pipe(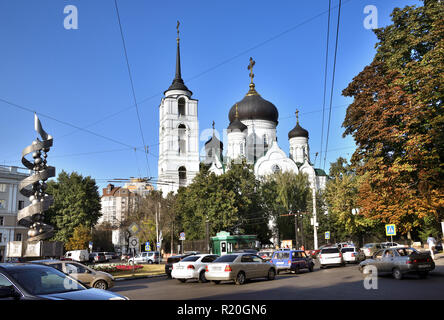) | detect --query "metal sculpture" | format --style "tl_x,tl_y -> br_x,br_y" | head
17,114 -> 56,241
